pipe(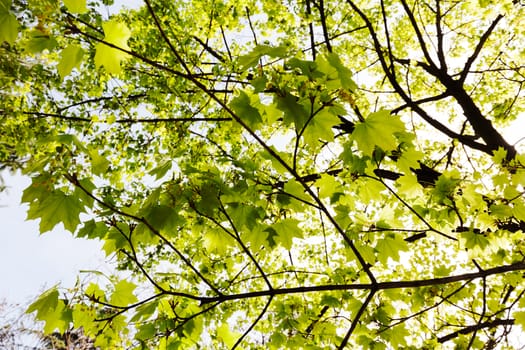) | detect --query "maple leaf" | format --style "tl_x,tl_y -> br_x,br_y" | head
58,44 -> 84,78
352,110 -> 405,155
0,0 -> 19,44
63,0 -> 87,14
94,19 -> 131,74
110,280 -> 138,307
26,190 -> 84,233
